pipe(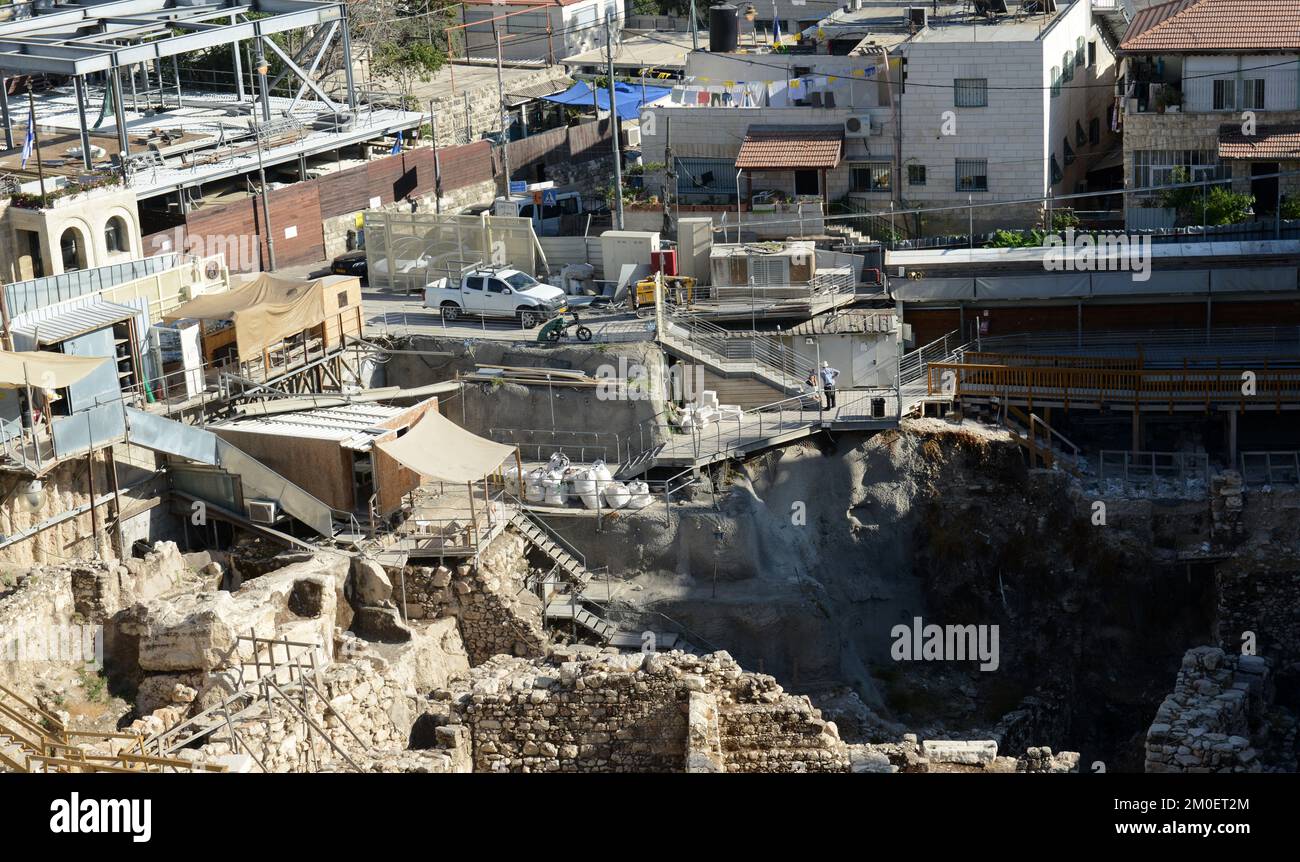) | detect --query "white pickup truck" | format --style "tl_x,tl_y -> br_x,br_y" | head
423,267 -> 567,328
